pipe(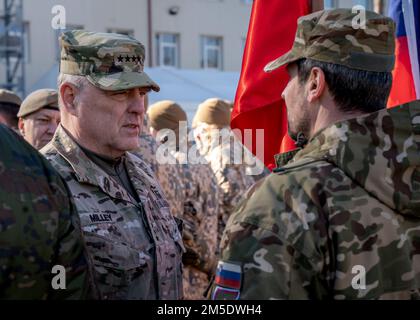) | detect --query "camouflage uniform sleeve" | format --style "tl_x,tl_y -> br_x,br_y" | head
47,175 -> 90,300
194,168 -> 219,275
210,176 -> 326,300
215,165 -> 254,248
